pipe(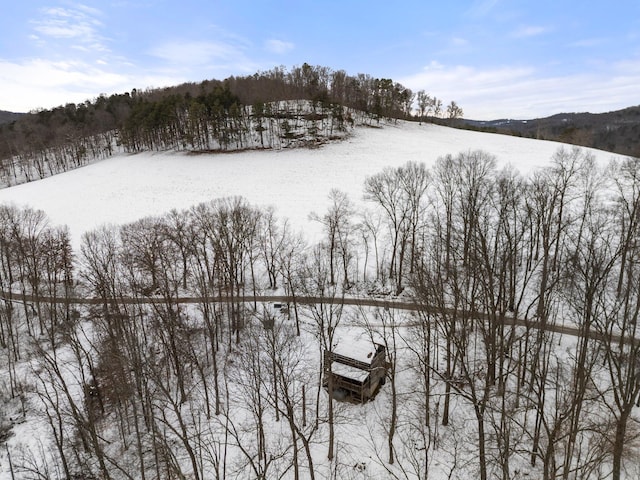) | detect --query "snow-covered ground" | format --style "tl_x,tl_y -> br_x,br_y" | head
0,121 -> 623,249
0,121 -> 634,479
